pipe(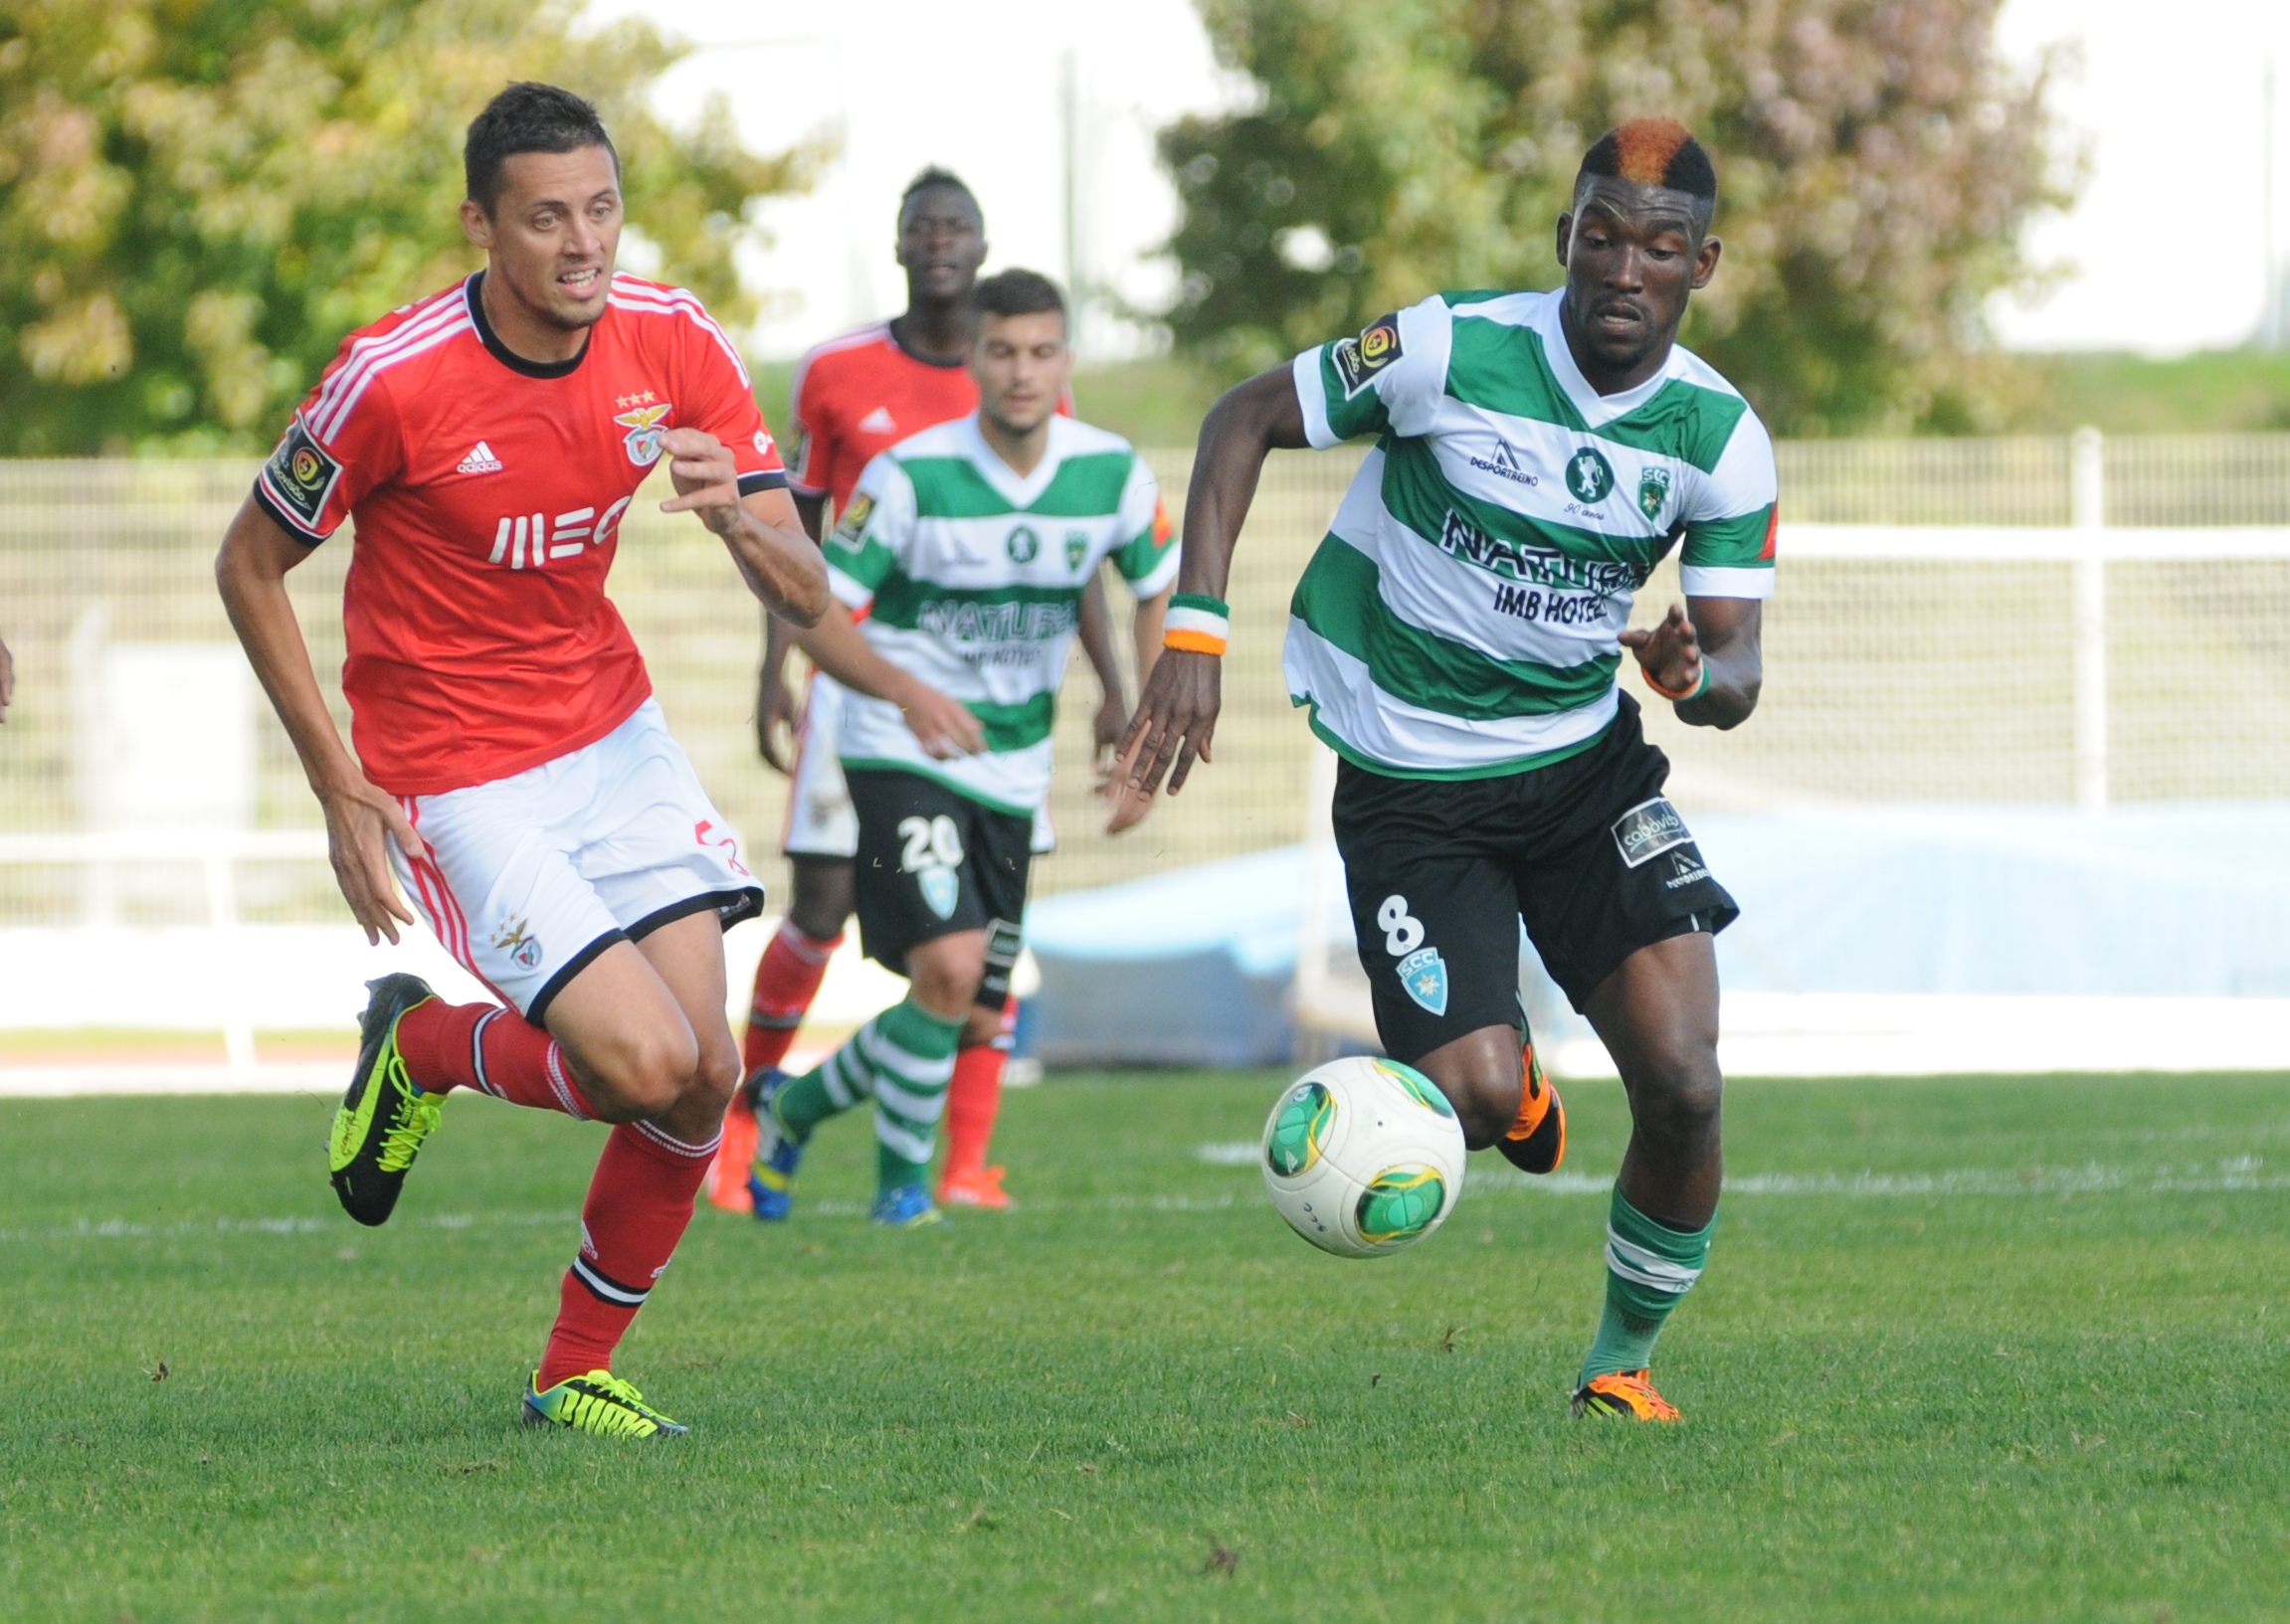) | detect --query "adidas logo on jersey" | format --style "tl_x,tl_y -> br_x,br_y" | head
858,407 -> 897,436
458,442 -> 503,475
